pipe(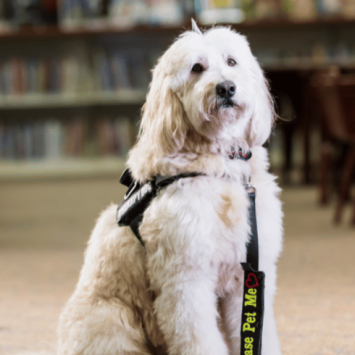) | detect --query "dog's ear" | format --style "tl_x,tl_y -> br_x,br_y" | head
246,60 -> 275,147
140,56 -> 187,155
191,19 -> 202,35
